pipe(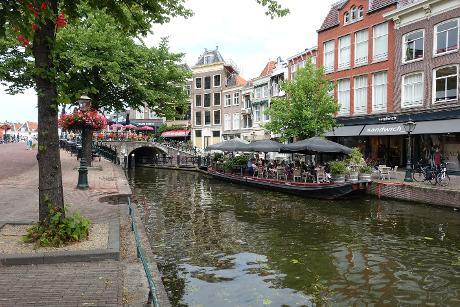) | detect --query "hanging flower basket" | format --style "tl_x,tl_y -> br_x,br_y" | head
59,109 -> 107,132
